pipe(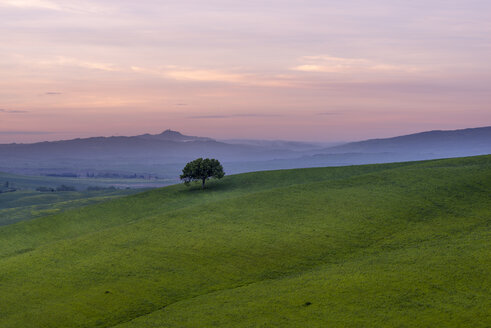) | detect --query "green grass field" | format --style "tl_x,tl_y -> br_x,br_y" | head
0,156 -> 489,327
